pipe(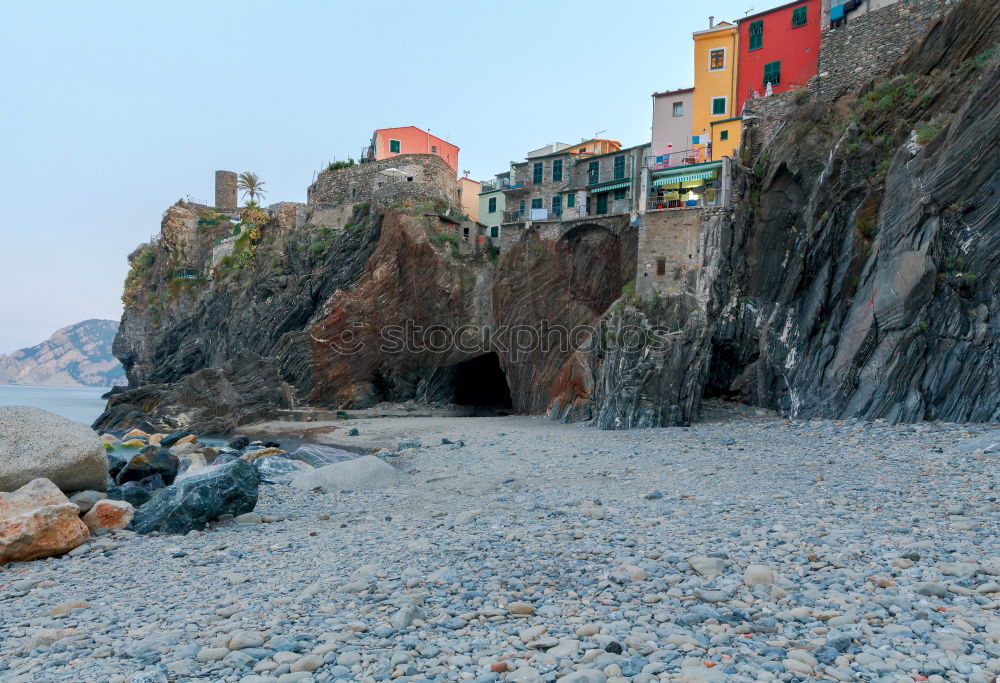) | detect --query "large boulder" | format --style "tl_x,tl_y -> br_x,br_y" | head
130,459 -> 259,534
1,478 -> 90,563
255,456 -> 313,484
0,406 -> 109,493
290,455 -> 399,492
116,447 -> 179,486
